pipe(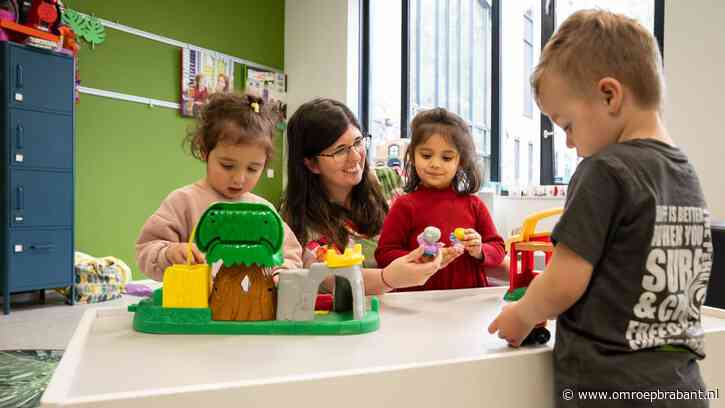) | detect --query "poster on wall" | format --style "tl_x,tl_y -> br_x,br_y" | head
245,68 -> 287,120
180,48 -> 235,117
